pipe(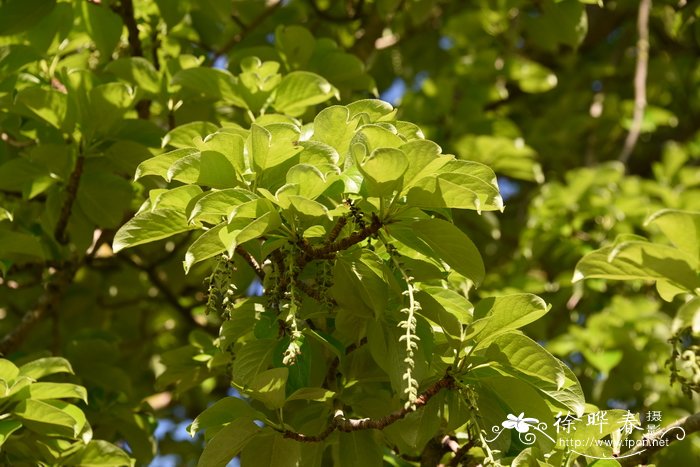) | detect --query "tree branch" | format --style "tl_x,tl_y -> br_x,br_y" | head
235,246 -> 264,280
54,155 -> 85,244
282,375 -> 455,442
618,411 -> 700,466
215,1 -> 283,59
619,0 -> 651,164
300,213 -> 382,266
0,262 -> 79,355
